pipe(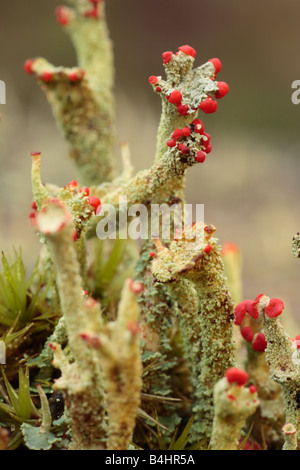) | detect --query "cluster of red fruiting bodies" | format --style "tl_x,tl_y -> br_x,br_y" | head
56,1 -> 102,25
24,1 -> 104,82
23,58 -> 85,84
234,295 -> 285,352
148,46 -> 228,116
63,179 -> 102,215
29,178 -> 101,241
149,45 -> 229,164
225,367 -> 257,405
166,120 -> 211,164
